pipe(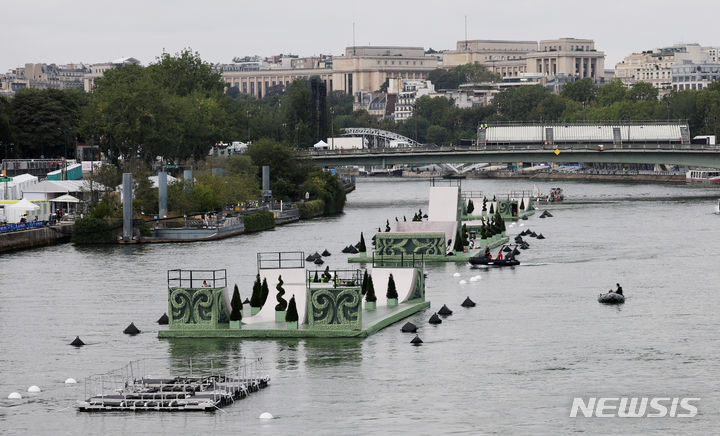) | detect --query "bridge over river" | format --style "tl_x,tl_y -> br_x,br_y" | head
308,122 -> 720,169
